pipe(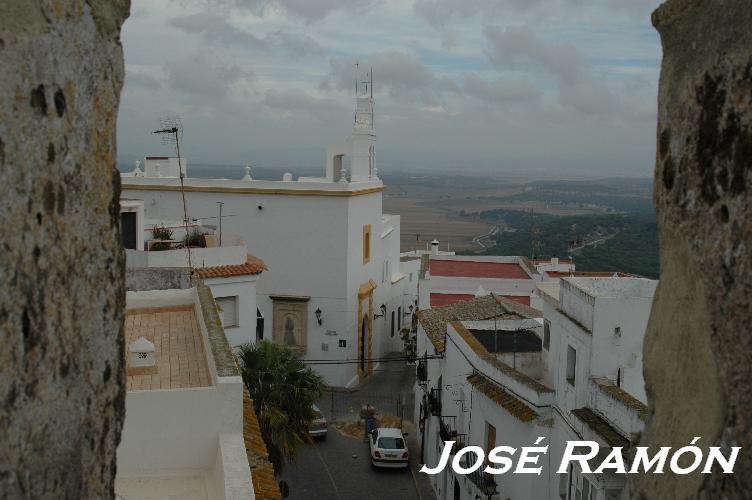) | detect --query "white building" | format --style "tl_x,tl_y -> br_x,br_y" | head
121,199 -> 266,348
120,91 -> 418,387
415,254 -> 545,309
116,282 -> 268,500
414,275 -> 656,500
